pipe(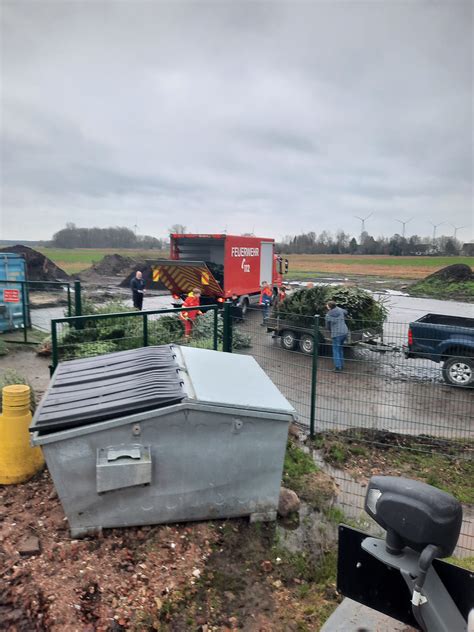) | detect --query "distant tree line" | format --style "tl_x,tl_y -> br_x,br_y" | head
276,231 -> 463,256
51,224 -> 164,249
